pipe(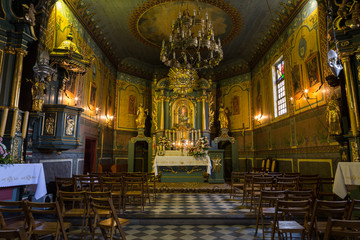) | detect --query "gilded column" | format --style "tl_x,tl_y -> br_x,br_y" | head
342,54 -> 359,136
202,97 -> 207,131
10,48 -> 27,108
160,96 -> 165,130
